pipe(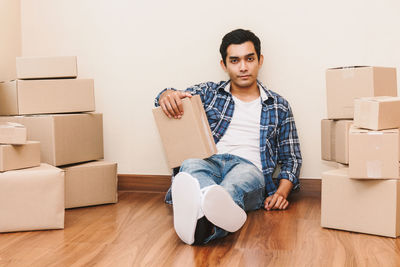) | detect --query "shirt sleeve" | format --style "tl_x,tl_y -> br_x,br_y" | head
276,104 -> 302,191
